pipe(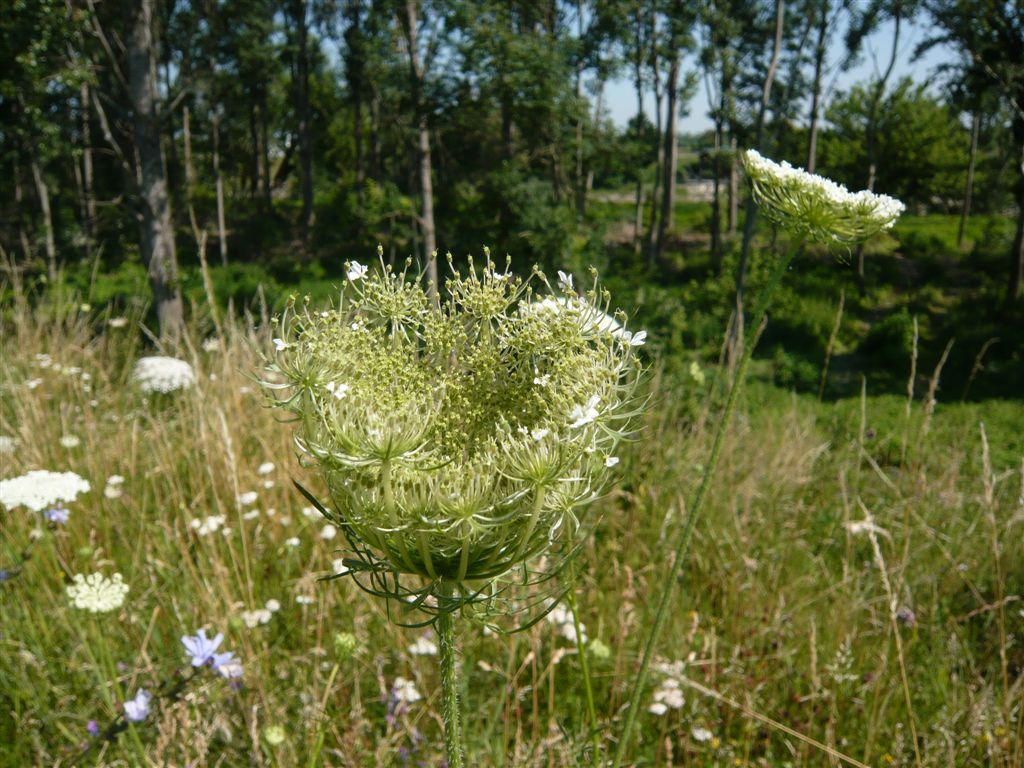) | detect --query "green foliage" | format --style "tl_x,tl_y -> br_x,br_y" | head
820,79 -> 967,207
